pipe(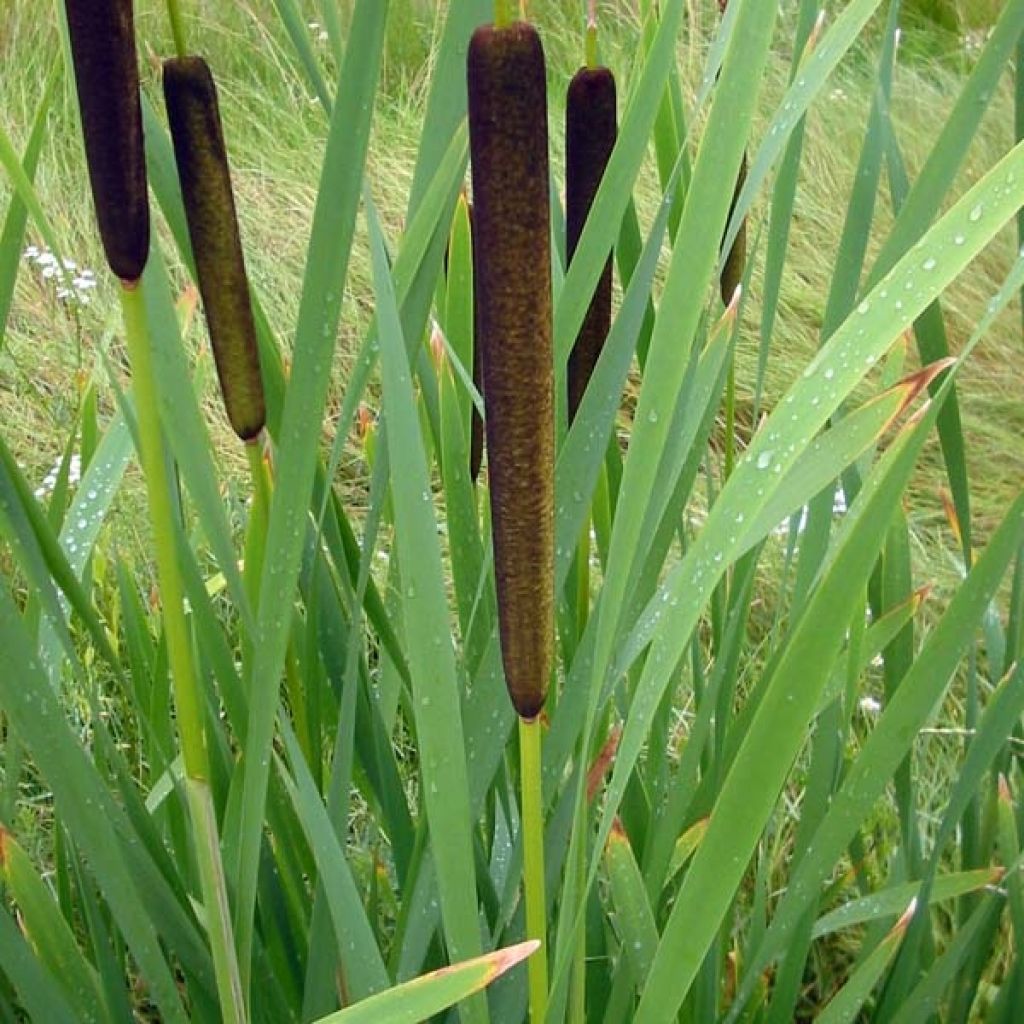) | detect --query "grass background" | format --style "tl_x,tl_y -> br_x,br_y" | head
2,0 -> 1019,537
0,0 -> 1020,896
